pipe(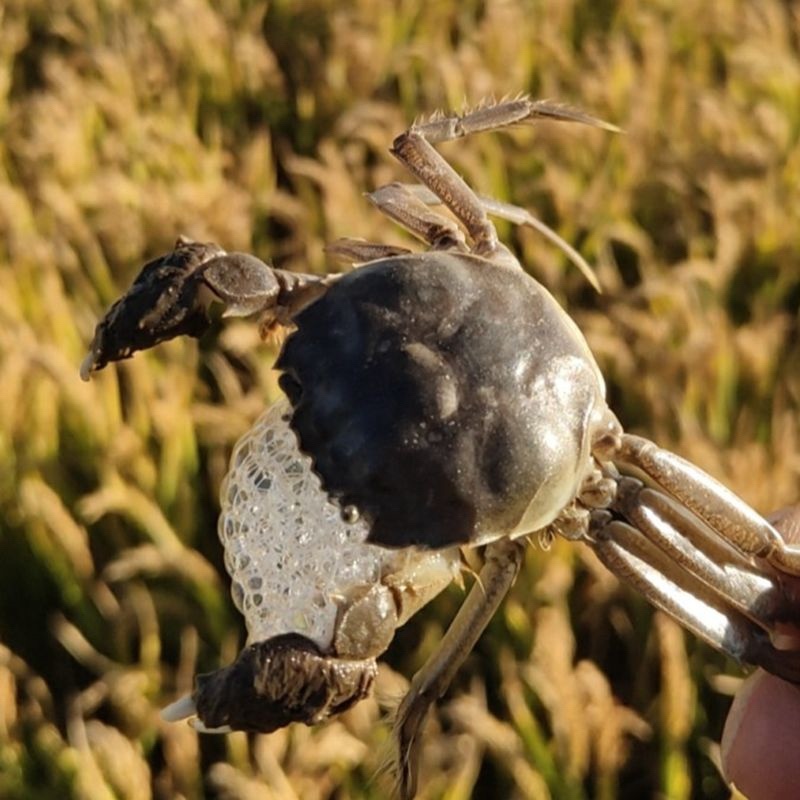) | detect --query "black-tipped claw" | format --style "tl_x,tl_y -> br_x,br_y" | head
81,238 -> 225,379
187,633 -> 377,734
80,238 -> 281,380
